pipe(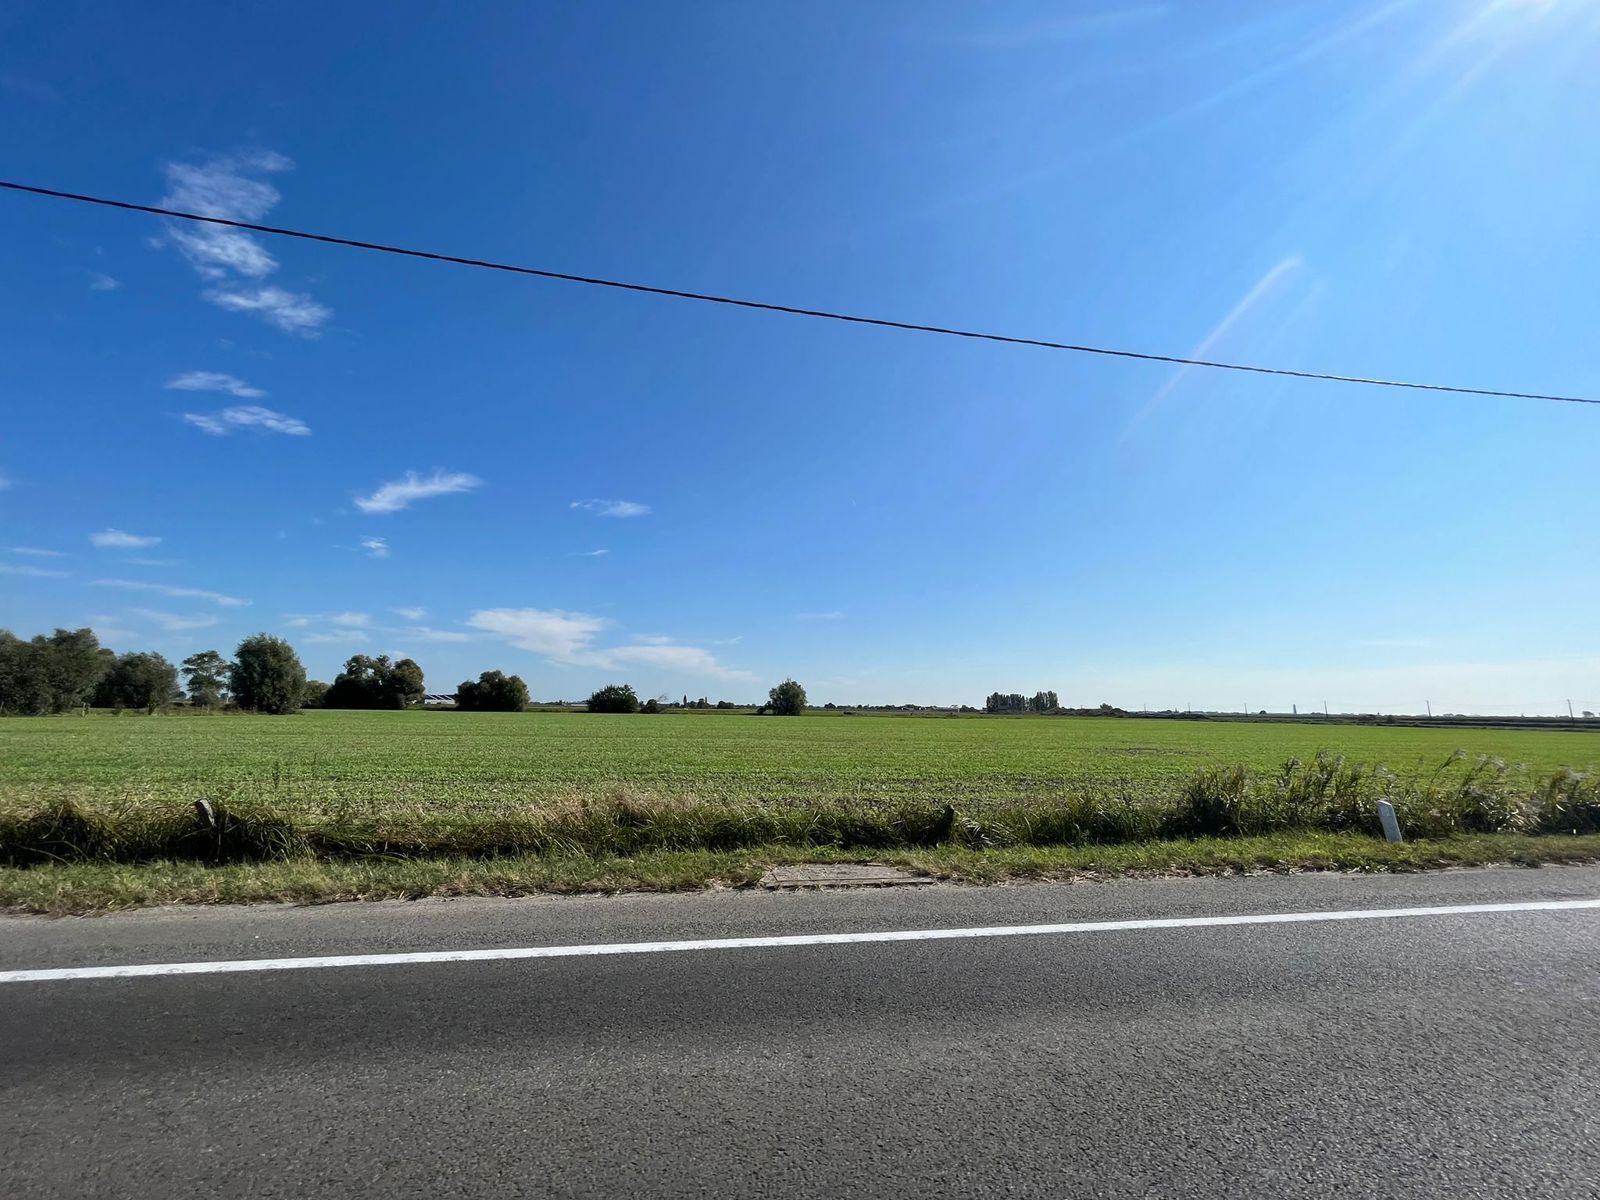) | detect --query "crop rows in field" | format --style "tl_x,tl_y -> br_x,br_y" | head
2,710 -> 1597,822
